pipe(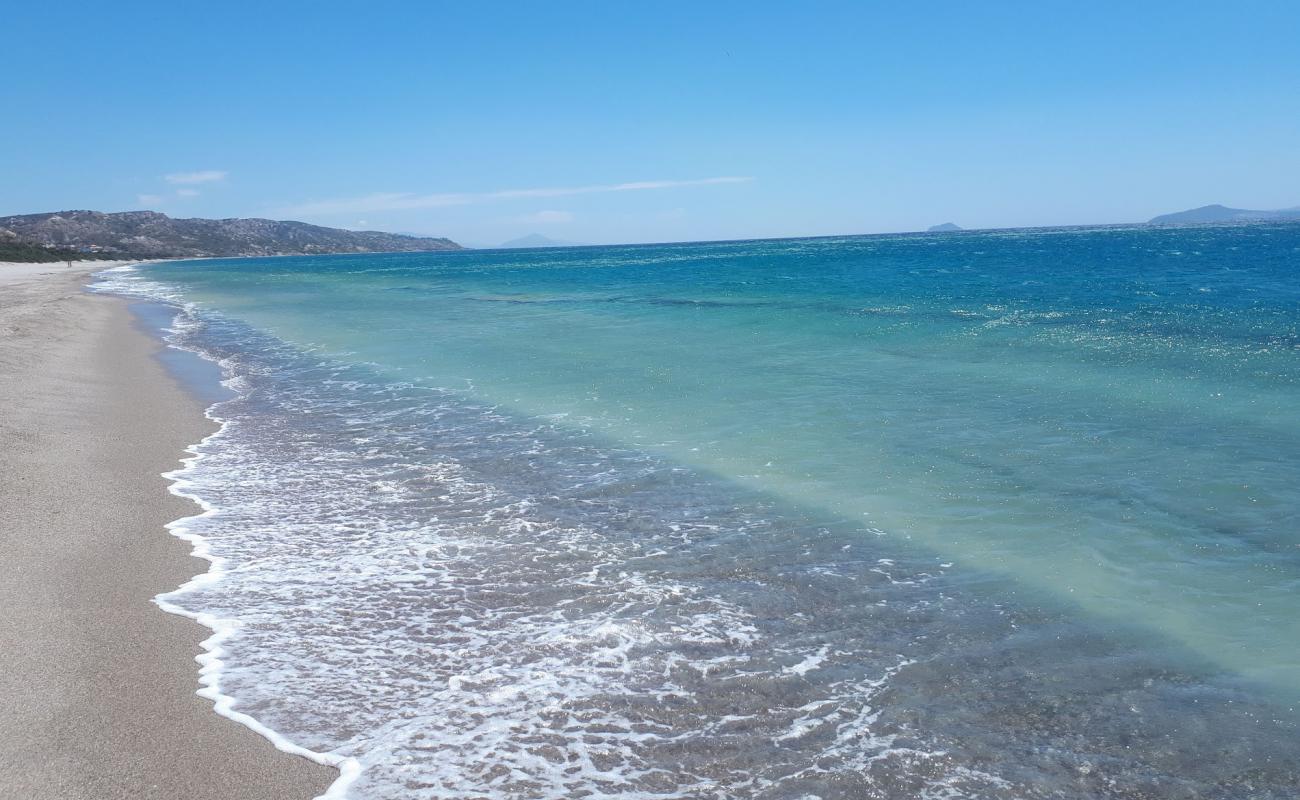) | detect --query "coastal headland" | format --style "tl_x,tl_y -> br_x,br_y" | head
0,261 -> 332,799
